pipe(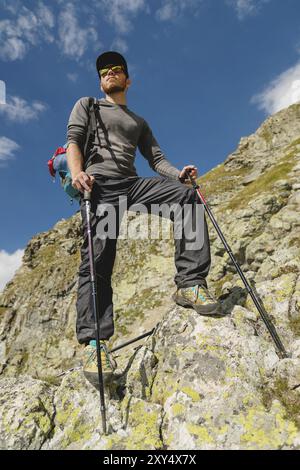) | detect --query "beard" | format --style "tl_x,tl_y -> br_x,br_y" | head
102,80 -> 127,95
